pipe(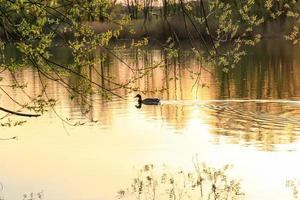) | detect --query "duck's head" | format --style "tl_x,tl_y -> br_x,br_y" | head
134,94 -> 142,99
135,94 -> 142,104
